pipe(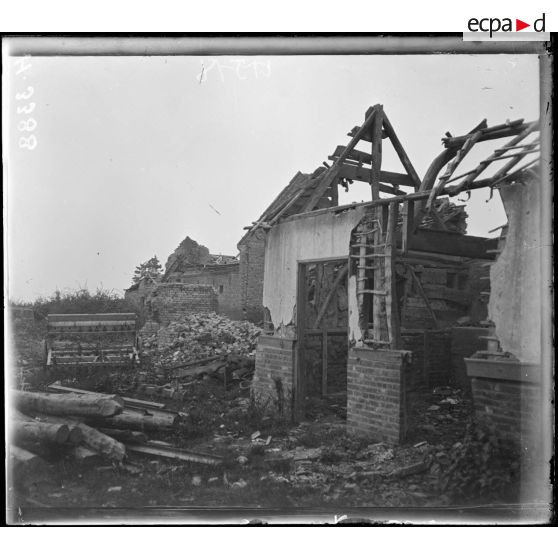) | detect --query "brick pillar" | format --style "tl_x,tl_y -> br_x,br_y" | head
252,335 -> 295,417
347,347 -> 411,444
